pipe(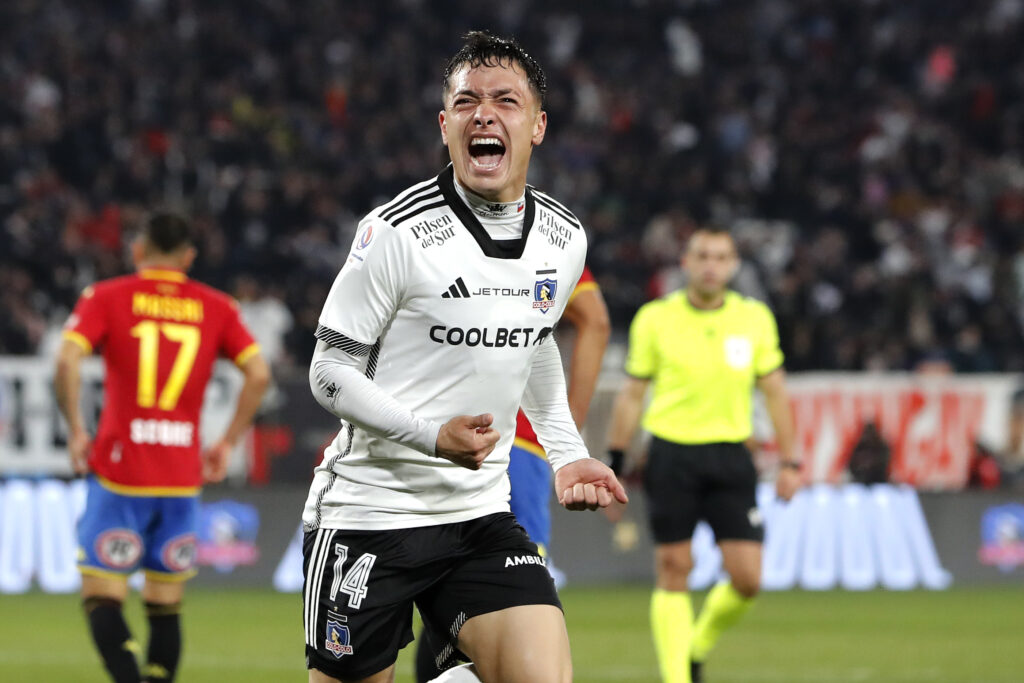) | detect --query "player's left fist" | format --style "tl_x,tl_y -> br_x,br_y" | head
202,440 -> 232,483
555,458 -> 629,511
775,464 -> 802,502
68,428 -> 91,475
